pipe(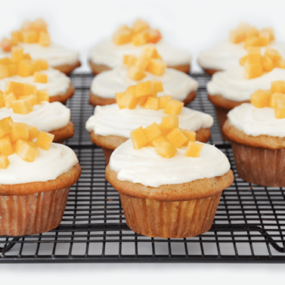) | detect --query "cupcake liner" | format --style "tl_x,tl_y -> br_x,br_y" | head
0,187 -> 70,236
102,148 -> 114,165
120,192 -> 221,238
214,106 -> 229,141
231,142 -> 285,187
